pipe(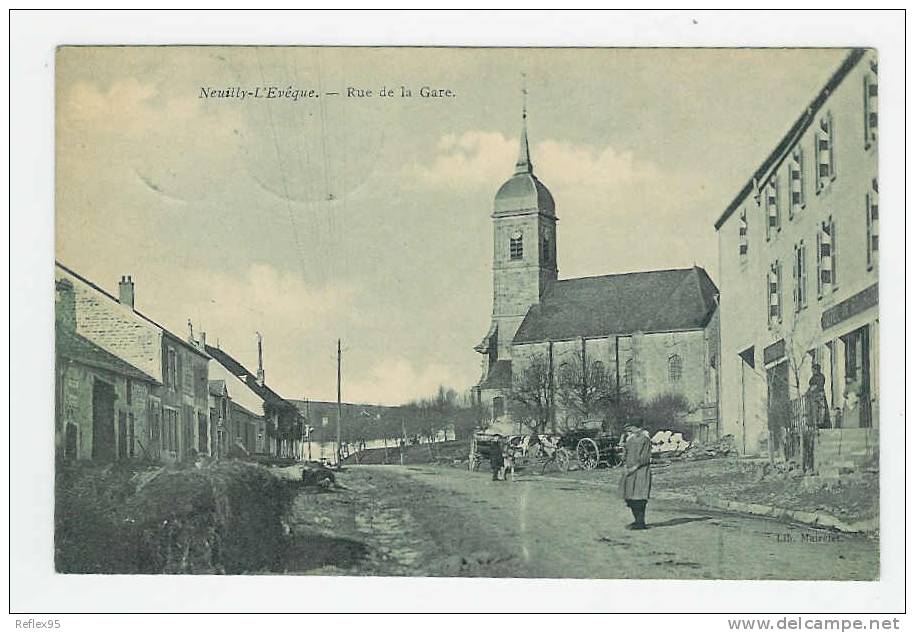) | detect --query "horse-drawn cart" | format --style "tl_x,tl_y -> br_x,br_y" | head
559,429 -> 624,470
468,432 -> 572,475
